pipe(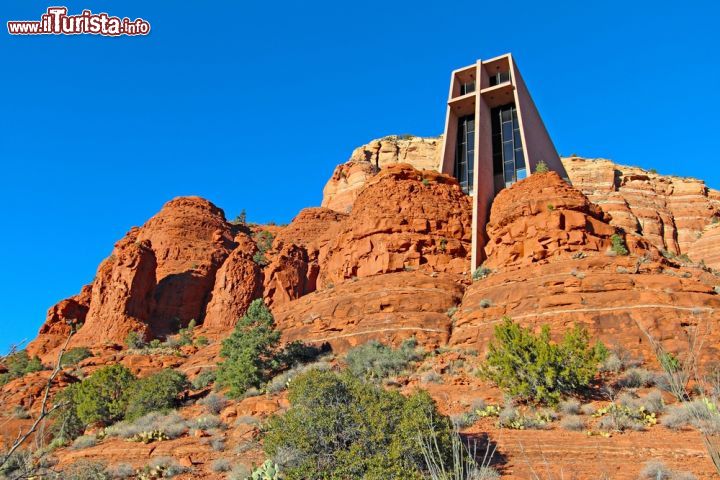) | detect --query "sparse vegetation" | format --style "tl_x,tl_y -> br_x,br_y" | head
535,160 -> 549,173
191,369 -> 216,390
479,298 -> 492,309
639,460 -> 697,480
560,415 -> 585,431
593,401 -> 657,432
344,338 -> 423,381
559,398 -> 581,415
200,392 -> 228,415
480,317 -> 606,404
105,411 -> 188,440
616,368 -> 656,389
438,237 -> 447,253
62,460 -> 111,479
71,435 -> 97,450
211,458 -> 231,473
231,209 -> 247,226
252,230 -> 274,266
60,348 -> 92,368
125,331 -> 146,350
0,350 -> 44,386
472,266 -> 491,281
